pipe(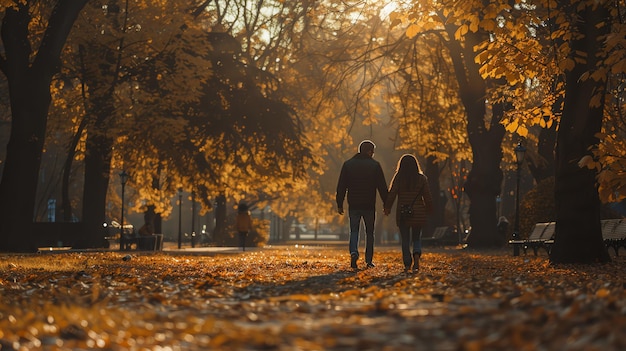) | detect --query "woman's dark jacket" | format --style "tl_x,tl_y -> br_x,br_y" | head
384,173 -> 433,226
